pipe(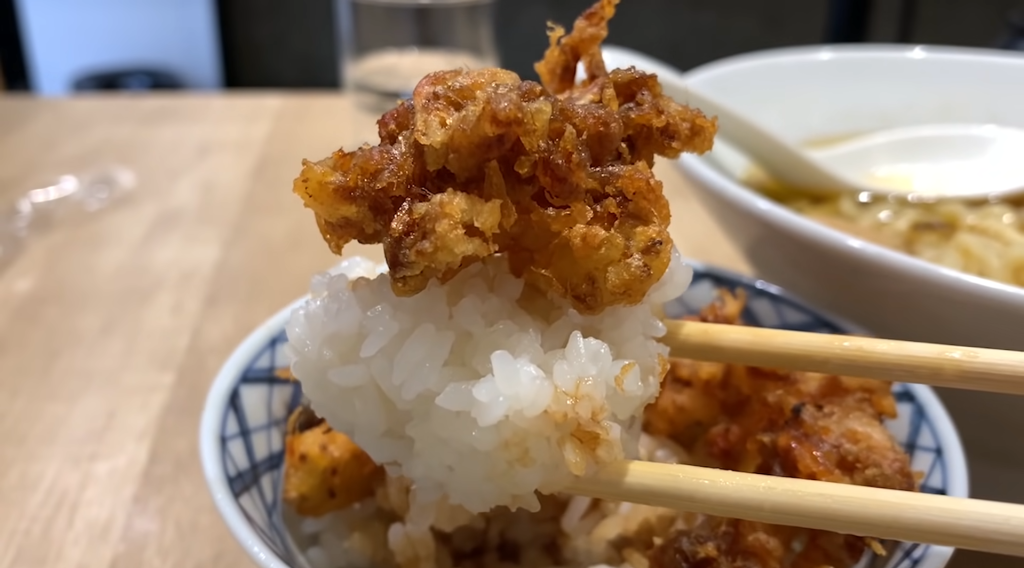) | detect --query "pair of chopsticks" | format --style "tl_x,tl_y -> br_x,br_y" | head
566,321 -> 1024,557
